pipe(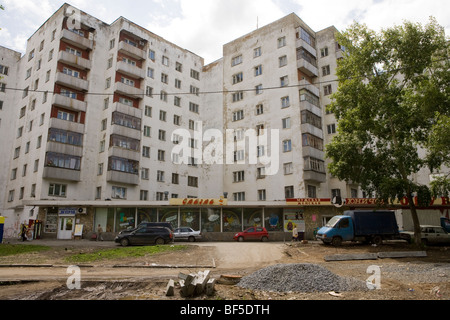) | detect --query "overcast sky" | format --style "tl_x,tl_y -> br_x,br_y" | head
1,0 -> 449,64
